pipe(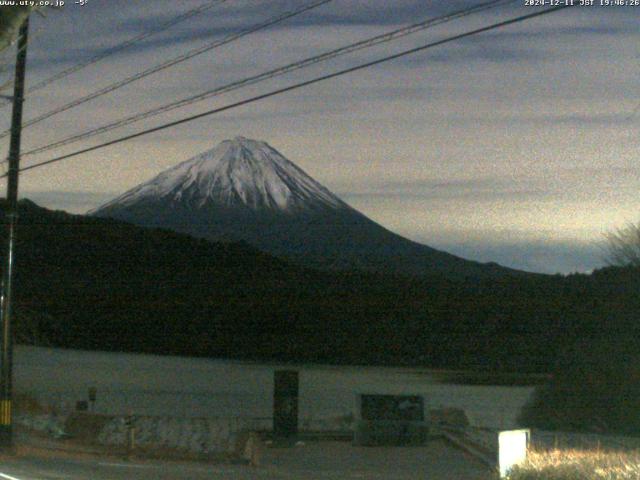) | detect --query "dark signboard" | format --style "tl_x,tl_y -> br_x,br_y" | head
360,394 -> 424,421
355,394 -> 428,446
273,370 -> 299,438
